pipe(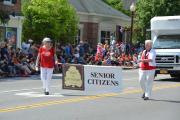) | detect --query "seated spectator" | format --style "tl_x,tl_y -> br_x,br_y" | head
118,56 -> 123,66
0,68 -> 8,77
74,49 -> 80,58
124,55 -> 131,66
77,41 -> 85,57
95,53 -> 103,65
83,41 -> 90,54
131,53 -> 138,68
102,56 -> 111,66
109,52 -> 118,65
12,54 -> 32,76
95,52 -> 103,61
86,55 -> 95,65
128,54 -> 133,61
71,57 -> 79,64
58,55 -> 66,64
0,42 -> 9,61
0,60 -> 9,76
78,56 -> 86,64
